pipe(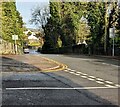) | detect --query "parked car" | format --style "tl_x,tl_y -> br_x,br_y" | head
23,48 -> 29,54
